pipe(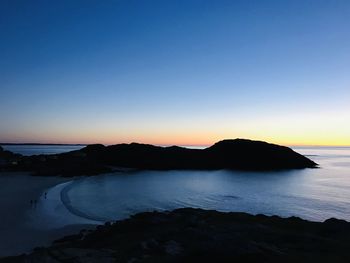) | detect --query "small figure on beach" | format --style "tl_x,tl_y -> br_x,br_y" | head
44,192 -> 47,199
